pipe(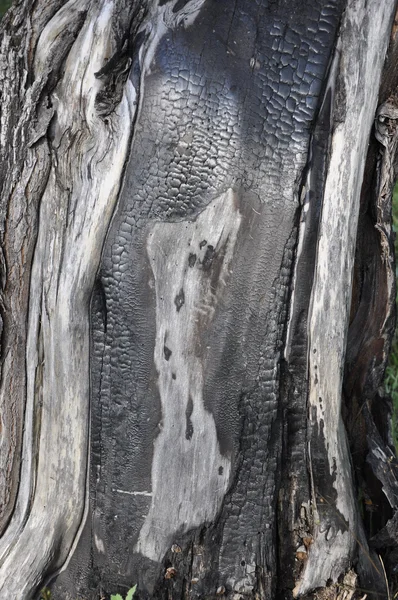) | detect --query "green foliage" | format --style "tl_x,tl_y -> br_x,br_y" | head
385,183 -> 398,450
126,586 -> 138,600
0,0 -> 12,18
111,585 -> 137,600
125,586 -> 137,600
38,584 -> 137,600
385,340 -> 398,450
